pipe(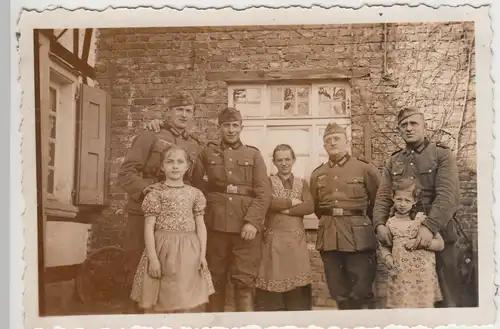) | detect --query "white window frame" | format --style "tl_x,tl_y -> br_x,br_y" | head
46,60 -> 79,205
228,81 -> 353,229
